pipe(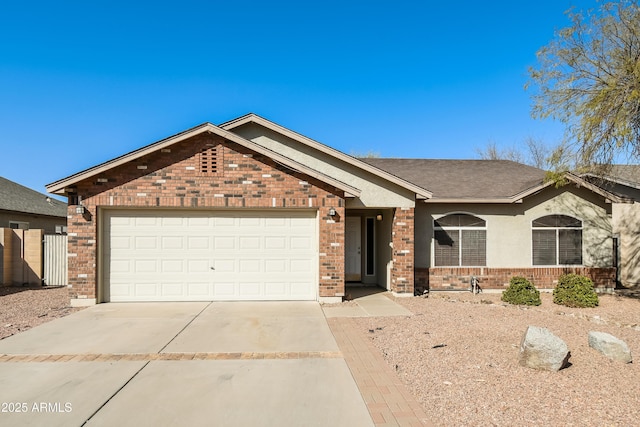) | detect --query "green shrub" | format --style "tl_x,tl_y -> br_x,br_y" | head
553,274 -> 599,308
501,276 -> 541,306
